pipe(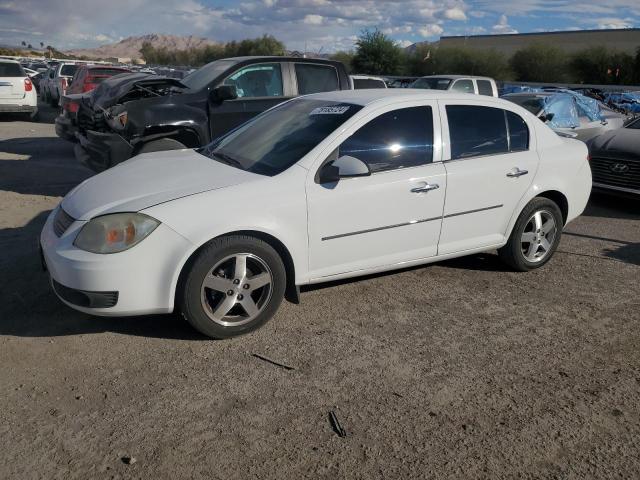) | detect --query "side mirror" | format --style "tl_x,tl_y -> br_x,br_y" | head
539,112 -> 555,123
210,85 -> 237,103
318,155 -> 371,184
